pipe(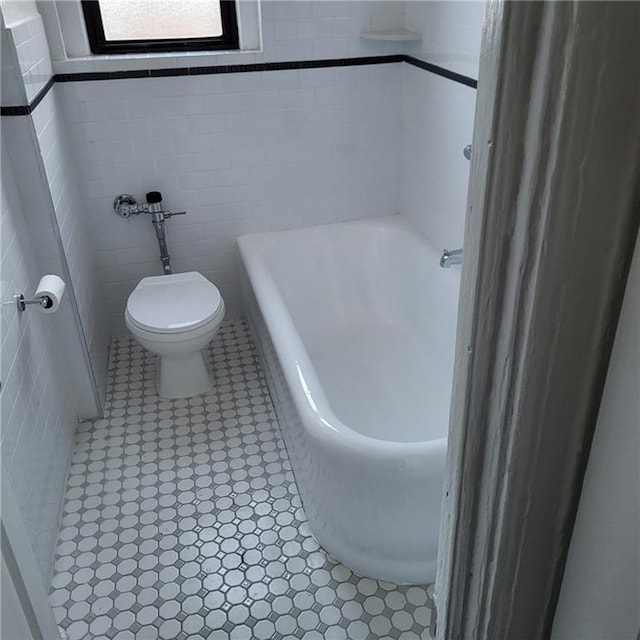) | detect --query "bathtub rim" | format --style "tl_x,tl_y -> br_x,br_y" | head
238,215 -> 454,458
